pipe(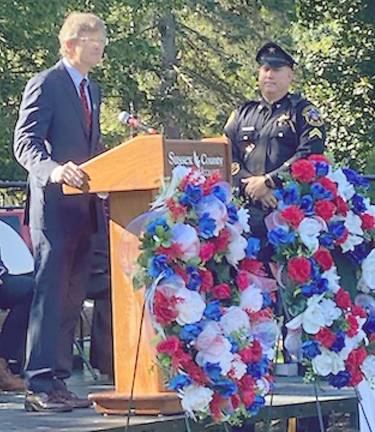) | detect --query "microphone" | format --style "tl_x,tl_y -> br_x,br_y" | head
118,111 -> 158,134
